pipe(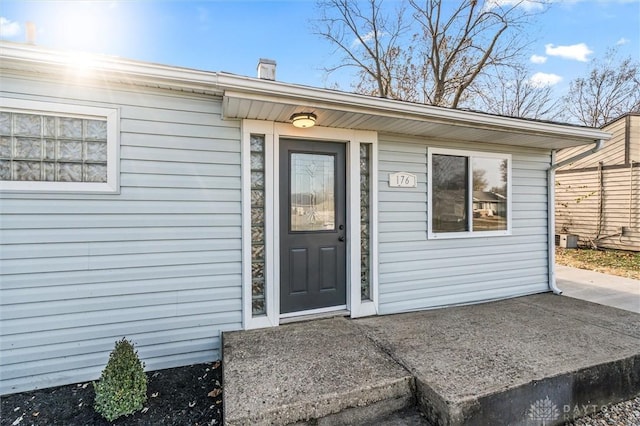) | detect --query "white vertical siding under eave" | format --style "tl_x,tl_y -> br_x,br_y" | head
377,135 -> 550,315
0,76 -> 242,395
